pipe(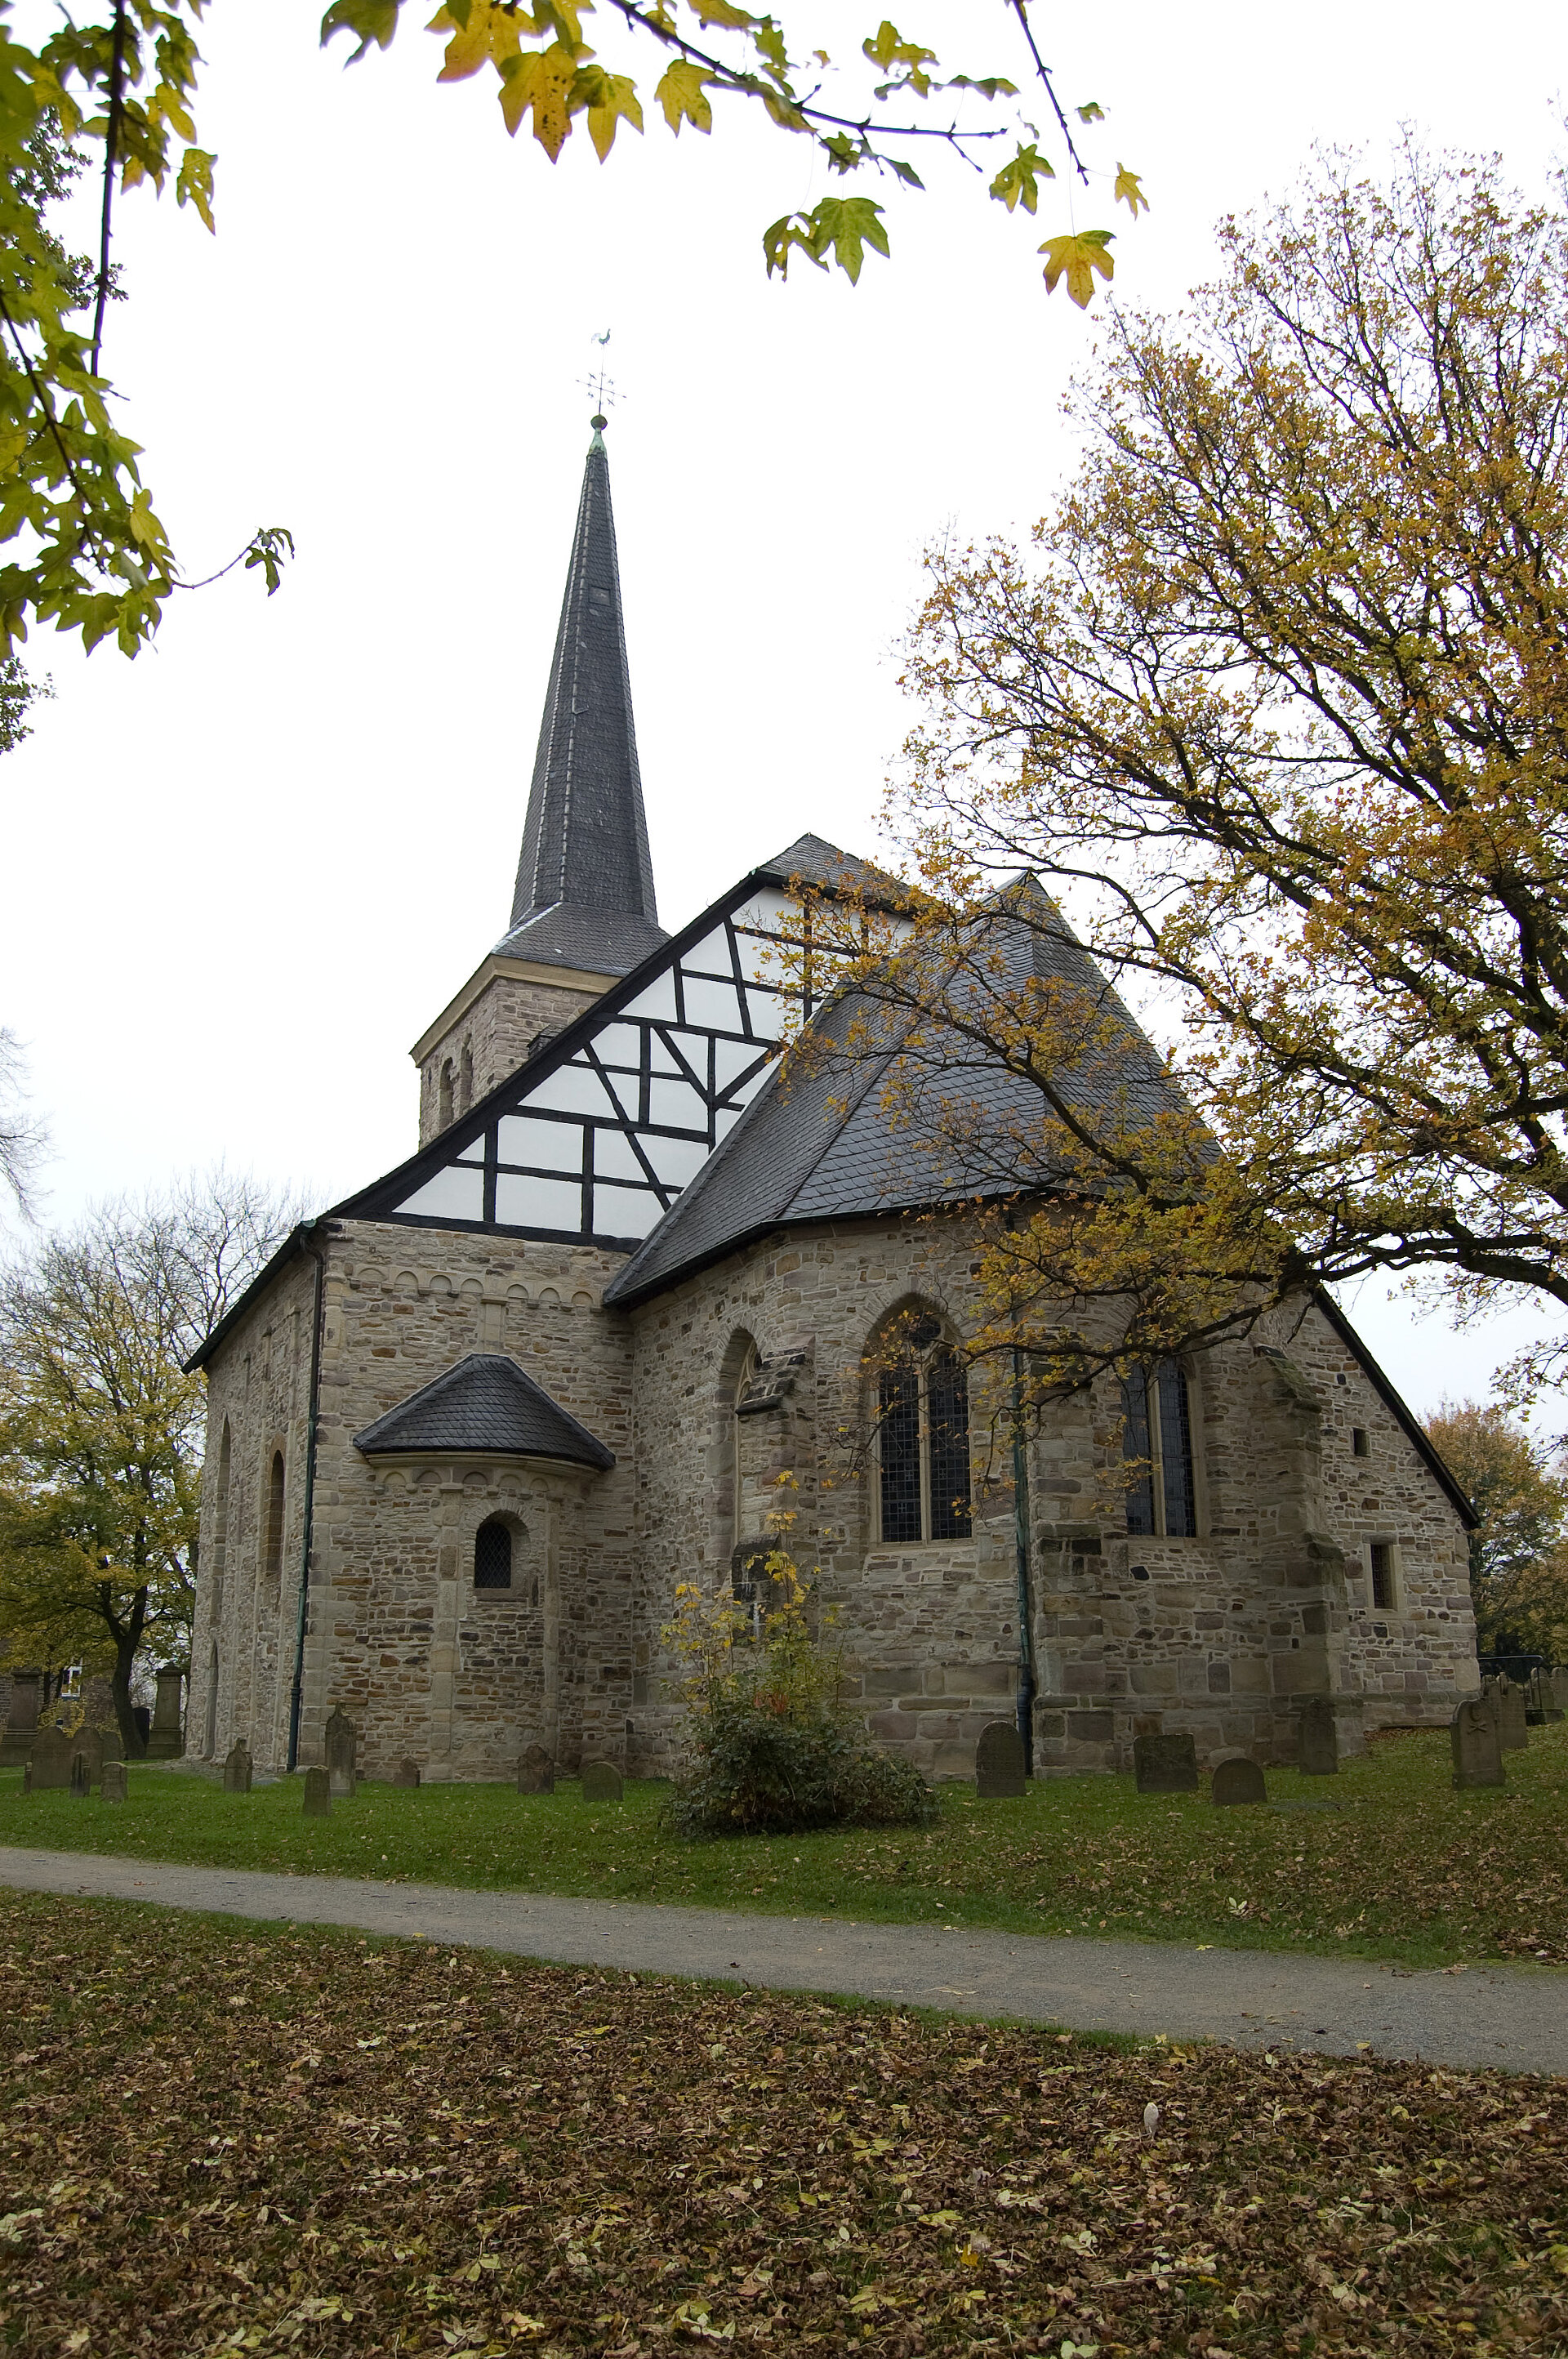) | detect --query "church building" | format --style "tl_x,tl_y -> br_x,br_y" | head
187,422 -> 1479,1783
